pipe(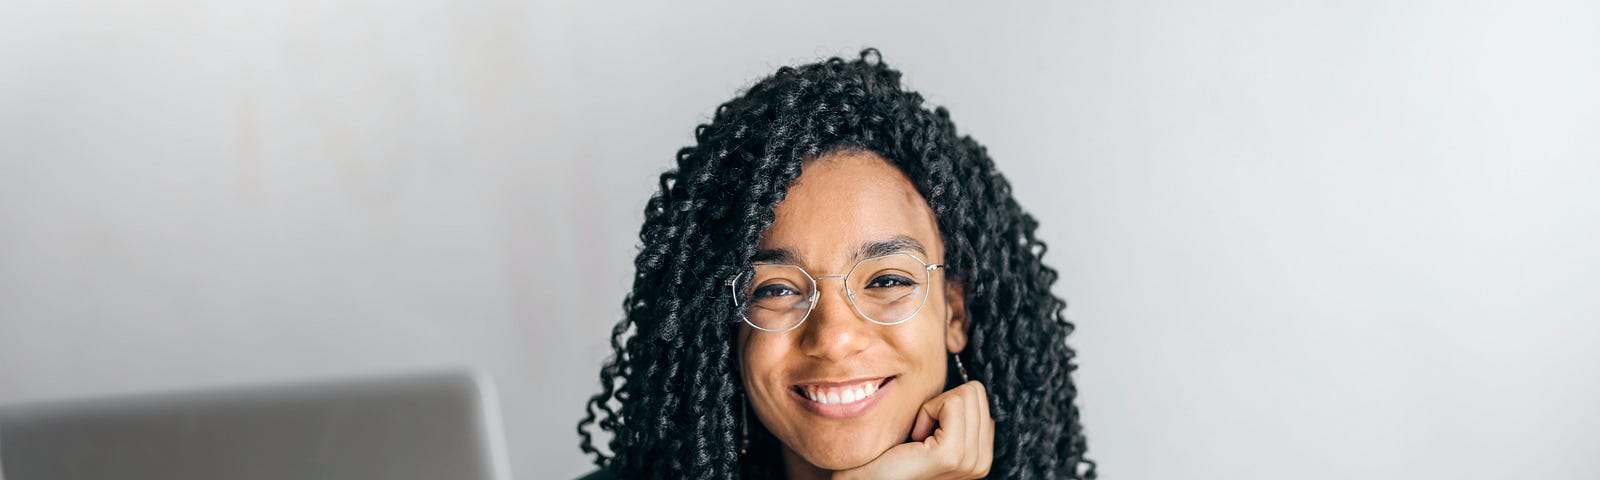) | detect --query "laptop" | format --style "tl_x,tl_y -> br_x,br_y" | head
0,370 -> 513,480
